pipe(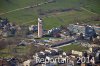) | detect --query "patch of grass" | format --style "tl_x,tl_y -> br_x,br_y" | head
60,44 -> 88,52
83,0 -> 100,14
0,53 -> 14,58
0,45 -> 30,58
15,45 -> 30,53
43,10 -> 98,29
